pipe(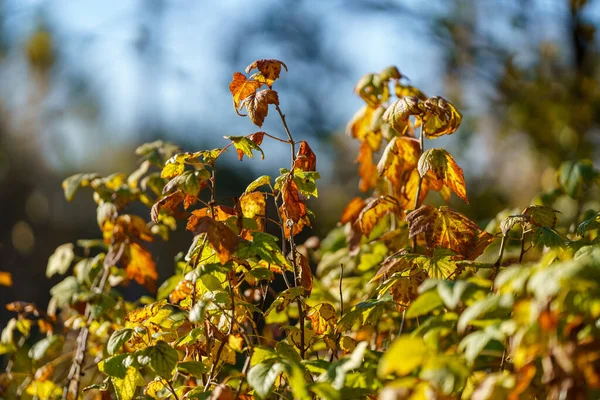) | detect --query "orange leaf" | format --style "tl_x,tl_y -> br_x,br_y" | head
240,89 -> 279,127
340,197 -> 366,225
293,141 -> 317,172
0,271 -> 12,287
282,214 -> 311,238
169,280 -> 193,305
151,190 -> 185,223
189,216 -> 239,264
406,205 -> 482,257
245,59 -> 288,87
186,206 -> 237,230
229,72 -> 262,112
356,142 -> 378,193
358,196 -> 401,236
280,180 -> 307,224
417,148 -> 468,203
125,243 -> 158,292
296,251 -> 313,295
